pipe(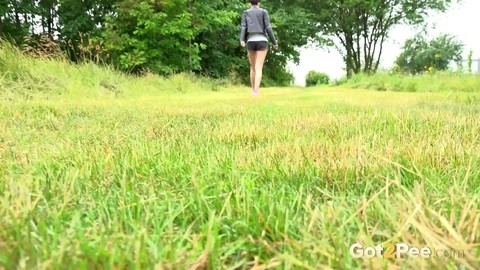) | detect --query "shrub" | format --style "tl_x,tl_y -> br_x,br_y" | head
306,71 -> 330,87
